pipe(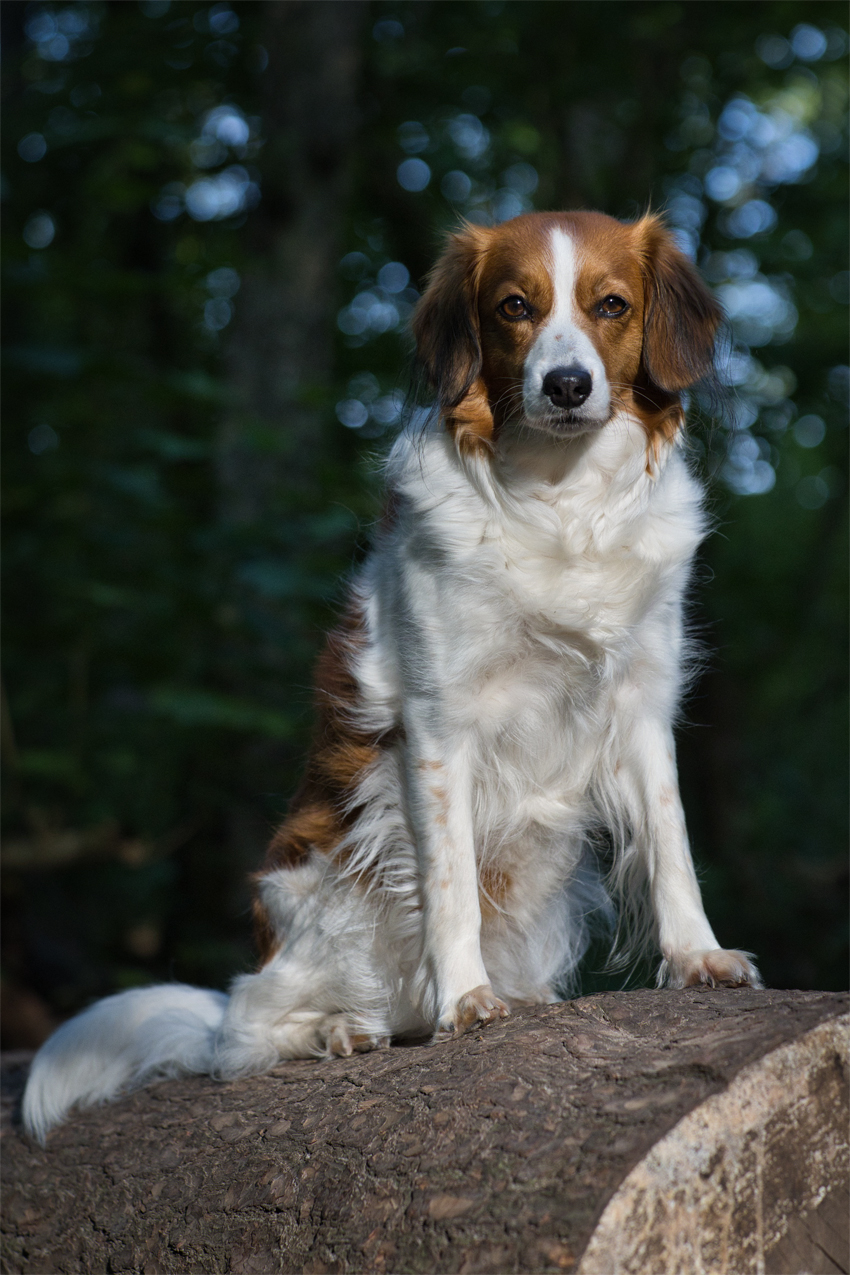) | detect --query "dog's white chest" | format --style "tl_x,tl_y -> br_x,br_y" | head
380,424 -> 705,798
496,528 -> 656,647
